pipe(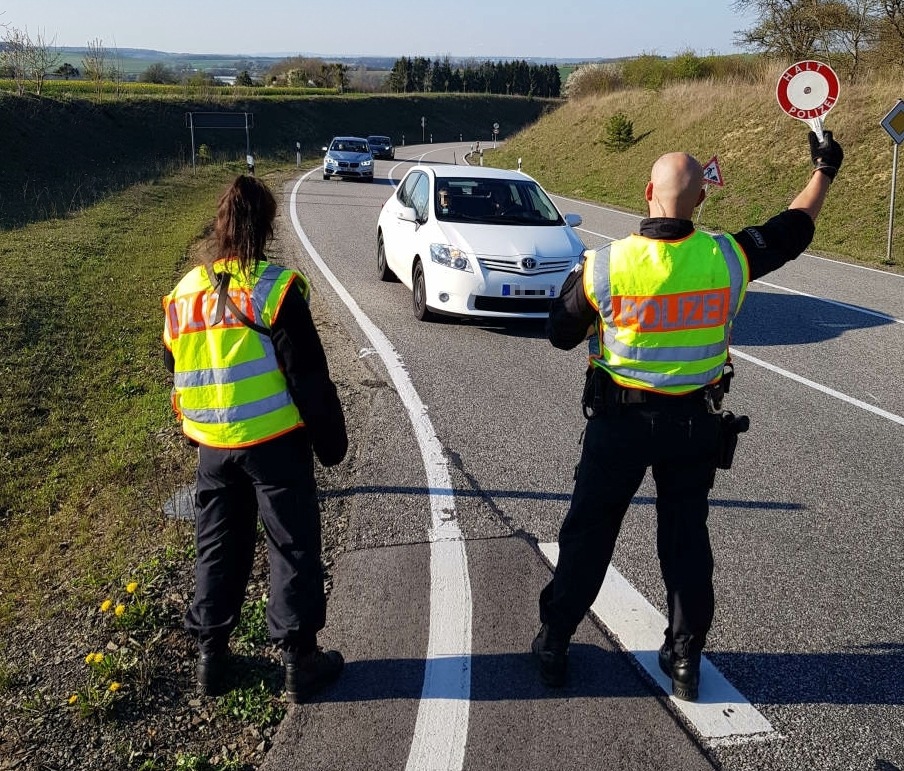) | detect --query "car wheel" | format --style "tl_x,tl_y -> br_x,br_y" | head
412,259 -> 436,321
323,173 -> 330,180
377,234 -> 397,282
